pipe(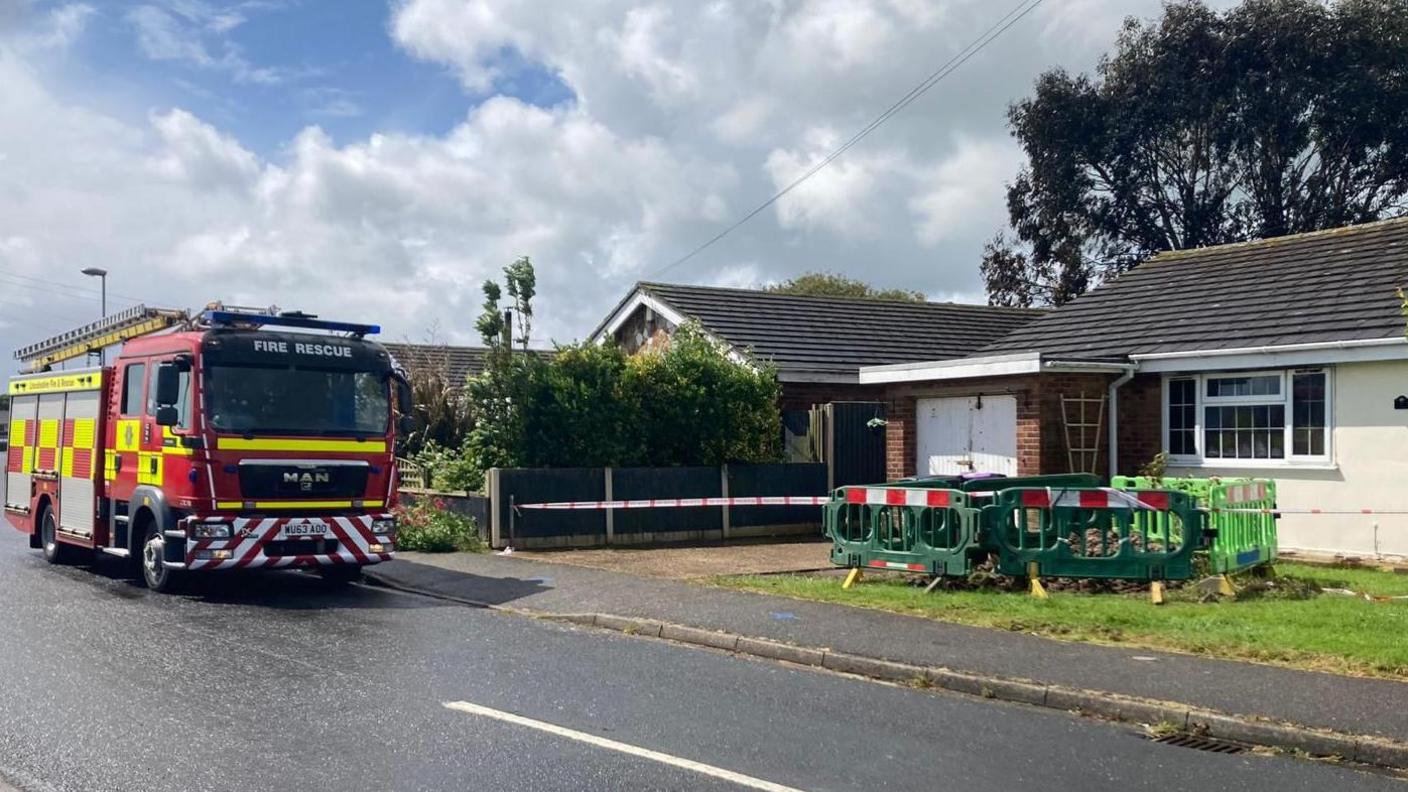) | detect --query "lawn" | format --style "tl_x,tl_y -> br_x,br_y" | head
715,562 -> 1408,679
